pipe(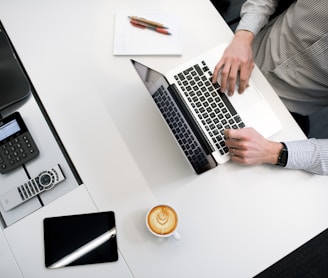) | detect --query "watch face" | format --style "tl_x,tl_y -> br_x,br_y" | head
281,151 -> 288,166
278,144 -> 288,167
